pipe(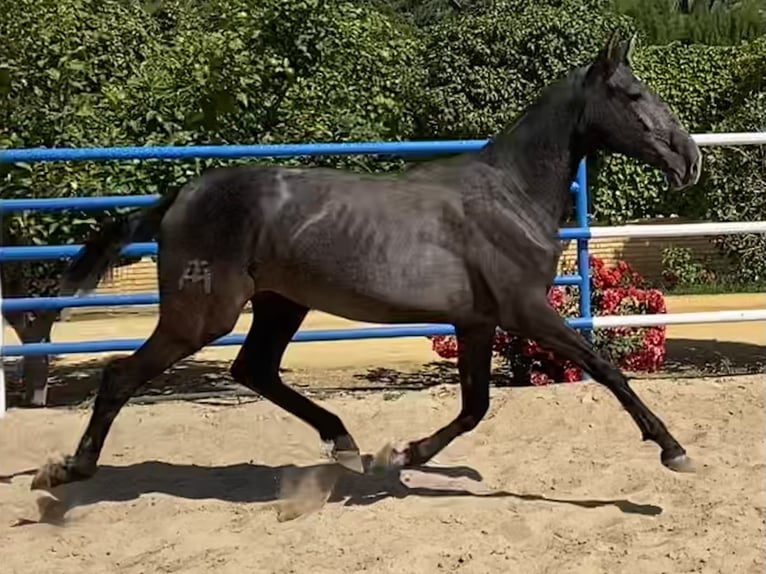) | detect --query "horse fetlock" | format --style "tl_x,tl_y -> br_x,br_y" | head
371,442 -> 410,473
459,405 -> 488,432
228,359 -> 248,384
